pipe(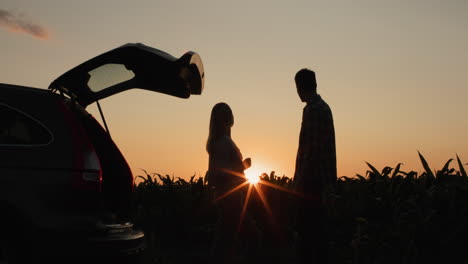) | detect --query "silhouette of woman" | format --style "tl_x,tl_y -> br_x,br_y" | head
206,102 -> 250,189
205,102 -> 250,263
